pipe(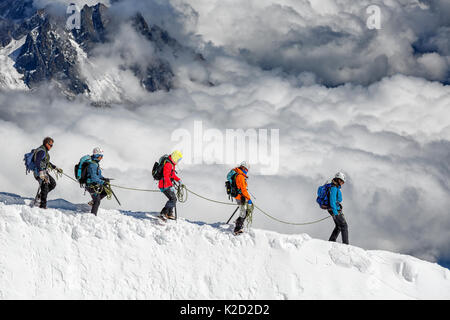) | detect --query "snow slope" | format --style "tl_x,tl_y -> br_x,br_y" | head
0,192 -> 449,300
0,37 -> 28,90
